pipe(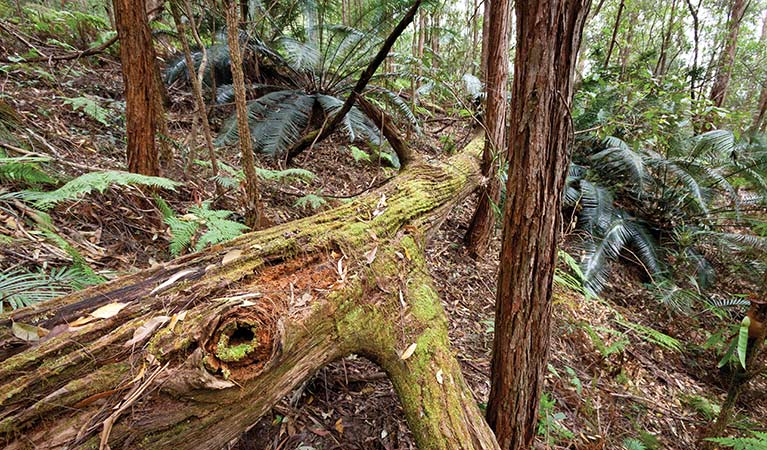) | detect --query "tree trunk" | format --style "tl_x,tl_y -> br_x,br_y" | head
654,0 -> 678,77
685,0 -> 702,100
750,9 -> 767,132
619,7 -> 637,79
479,1 -> 491,82
464,0 -> 509,258
113,0 -> 160,176
603,0 -> 624,69
0,135 -> 501,450
225,0 -> 262,229
170,2 -> 220,190
356,96 -> 414,167
485,1 -> 590,449
709,0 -> 749,109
